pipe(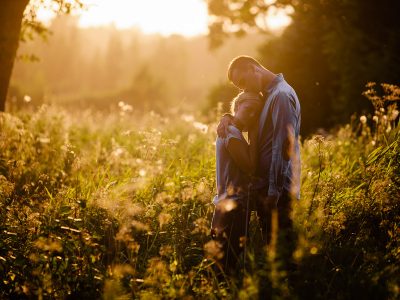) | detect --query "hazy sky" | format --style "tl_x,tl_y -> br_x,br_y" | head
36,0 -> 291,36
